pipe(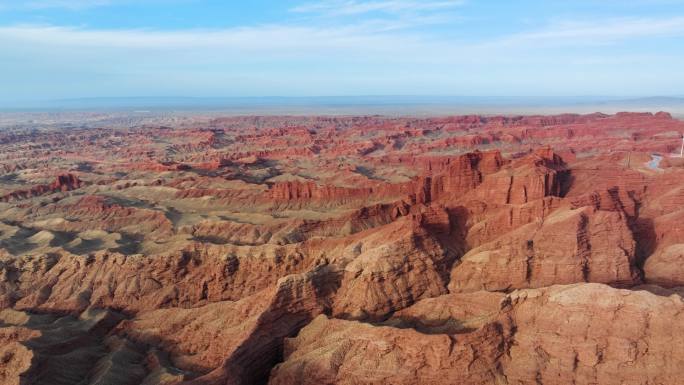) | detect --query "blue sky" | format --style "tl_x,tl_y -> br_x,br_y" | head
1,0 -> 683,102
